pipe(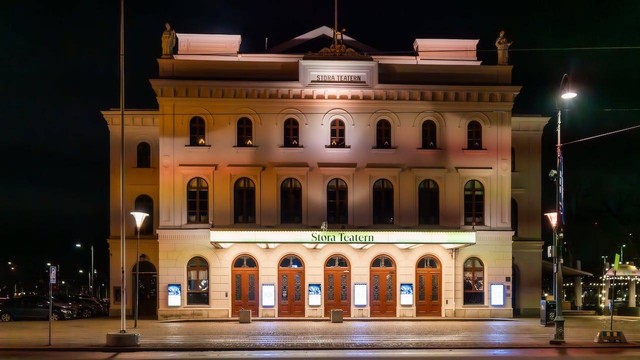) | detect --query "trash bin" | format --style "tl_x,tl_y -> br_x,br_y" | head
330,309 -> 343,323
239,309 -> 251,323
540,300 -> 556,326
